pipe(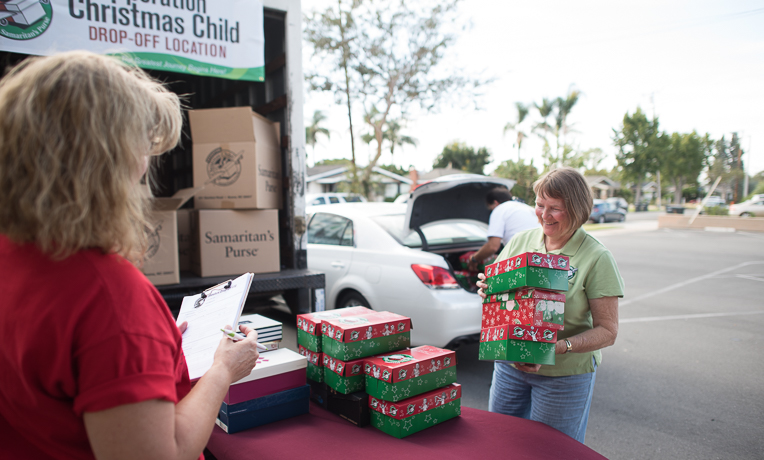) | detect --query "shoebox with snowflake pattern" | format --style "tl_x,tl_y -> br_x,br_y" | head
482,288 -> 566,330
216,384 -> 309,434
323,355 -> 366,394
478,324 -> 556,365
296,307 -> 372,353
321,311 -> 411,361
364,346 -> 457,402
298,345 -> 323,383
369,383 -> 461,438
484,252 -> 570,295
